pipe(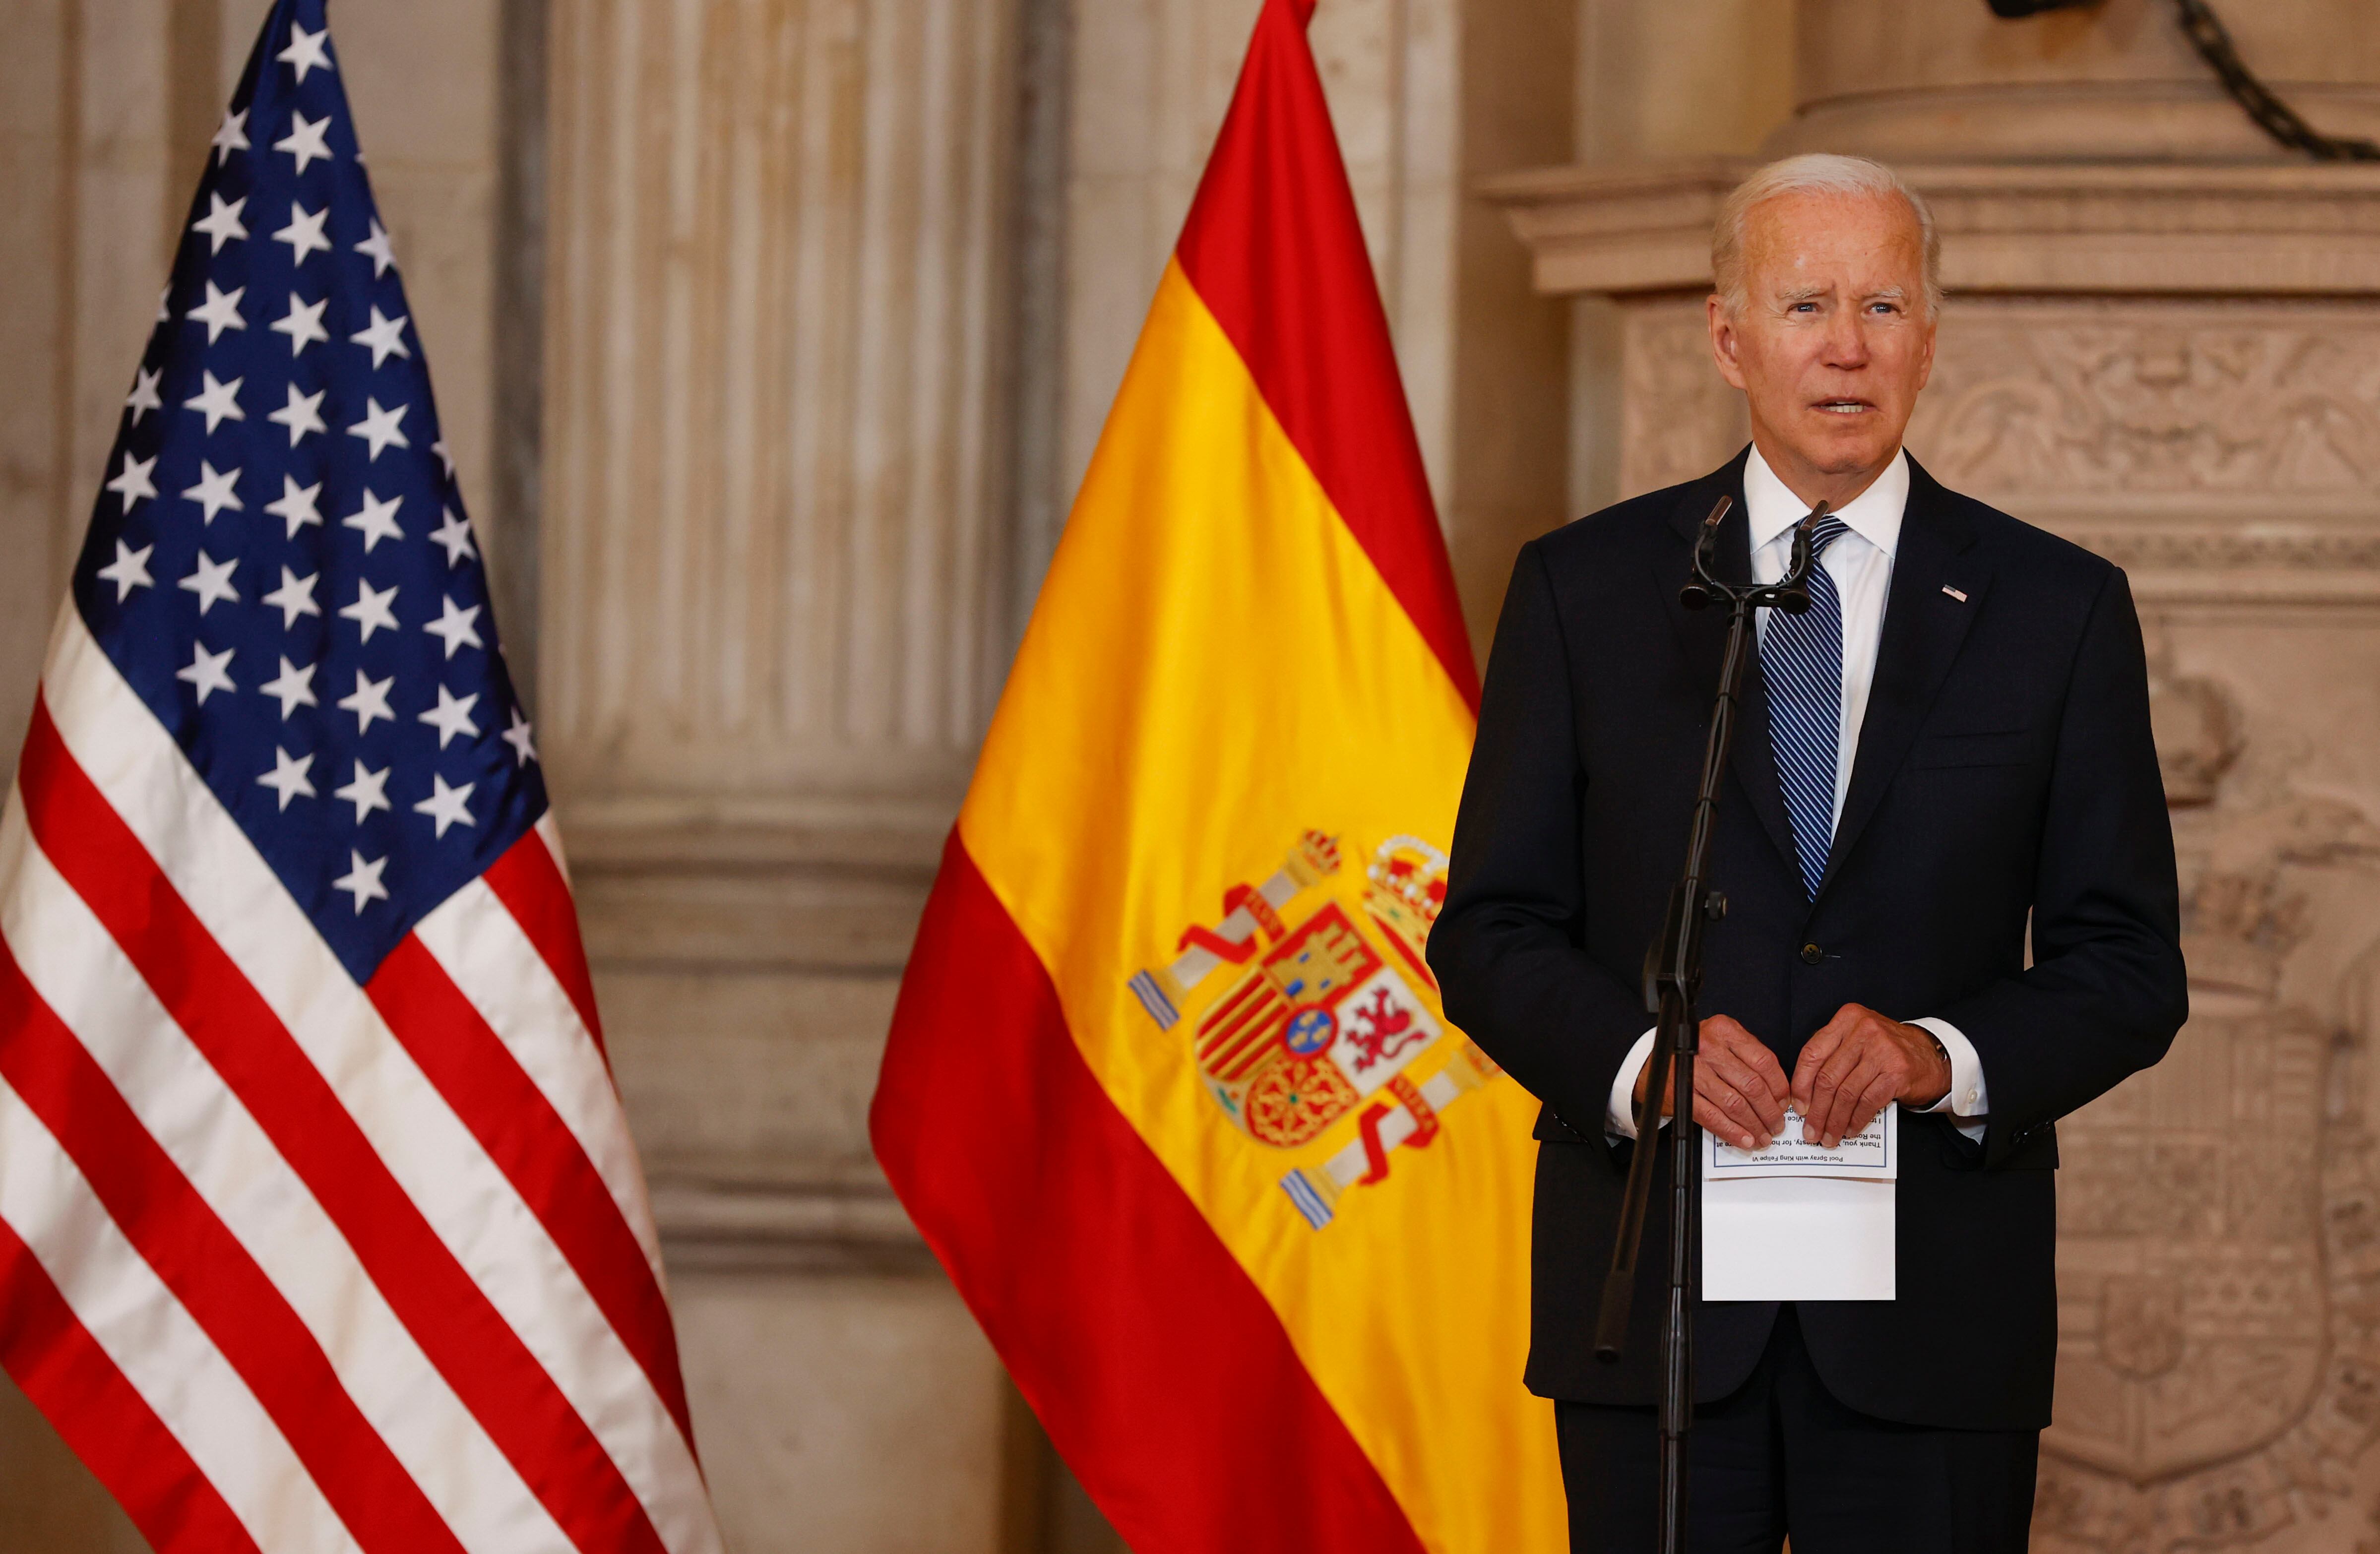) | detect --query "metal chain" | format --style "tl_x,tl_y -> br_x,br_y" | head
2171,0 -> 2380,162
